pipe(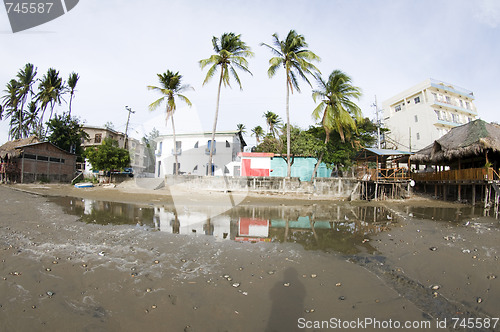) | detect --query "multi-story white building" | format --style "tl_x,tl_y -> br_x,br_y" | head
154,131 -> 244,177
382,79 -> 478,151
